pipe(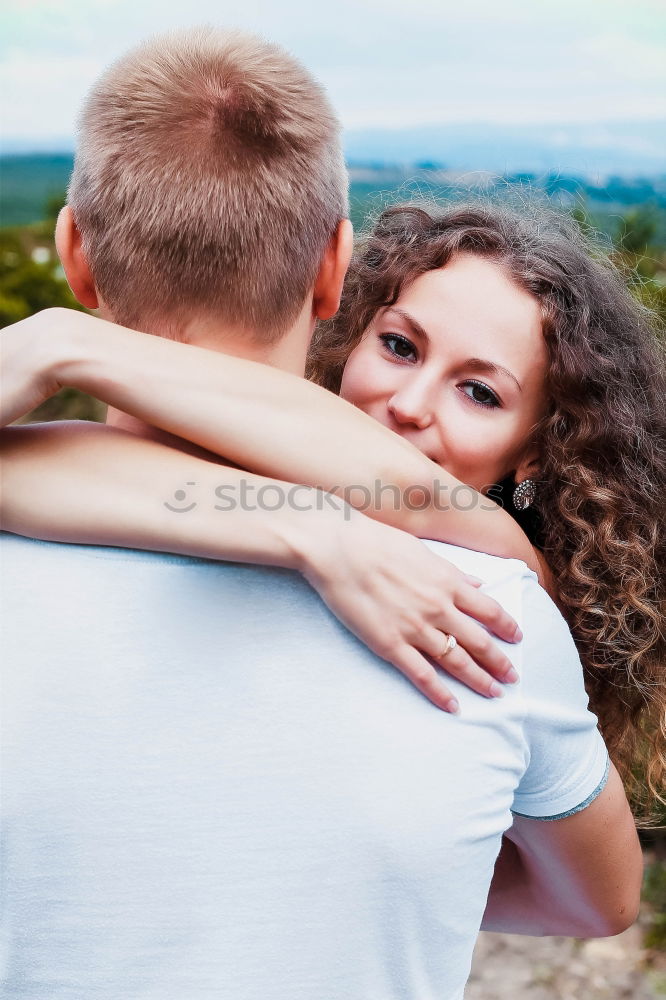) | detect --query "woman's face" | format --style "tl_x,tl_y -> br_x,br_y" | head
339,254 -> 549,492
